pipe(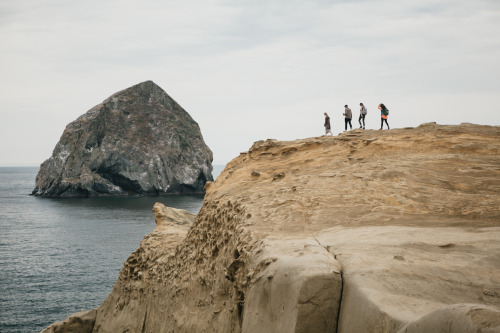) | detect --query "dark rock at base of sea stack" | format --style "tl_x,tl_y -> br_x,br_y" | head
32,81 -> 213,197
